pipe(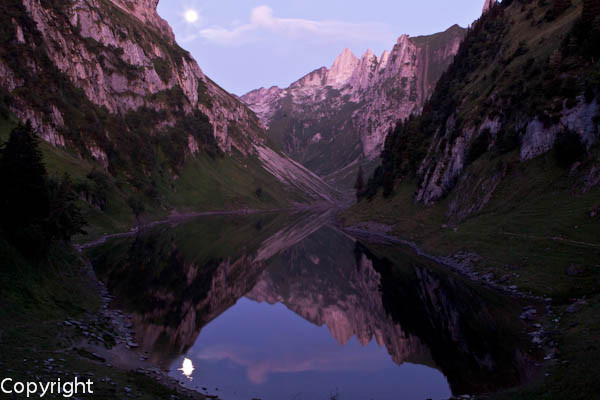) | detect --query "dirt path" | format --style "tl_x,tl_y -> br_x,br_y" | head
501,231 -> 600,249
